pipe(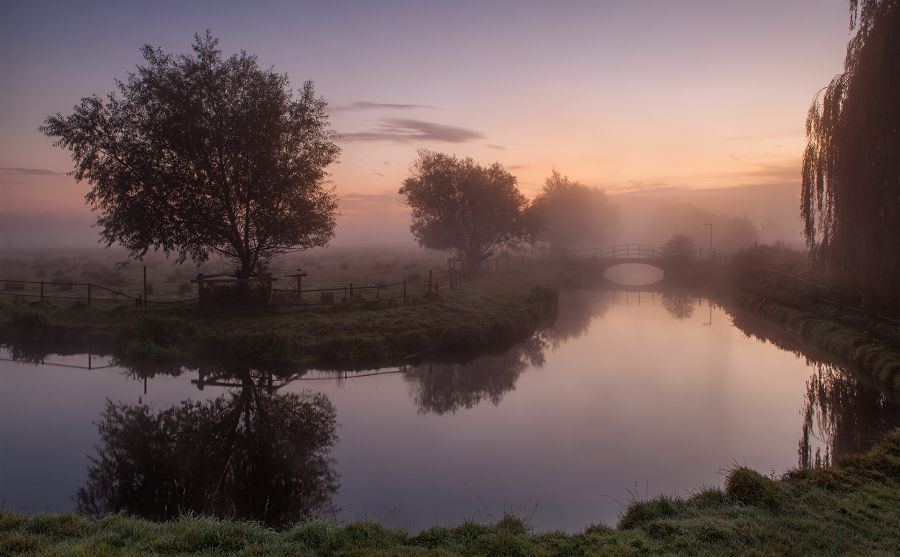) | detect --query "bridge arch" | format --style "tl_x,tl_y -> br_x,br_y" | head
567,244 -> 671,273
